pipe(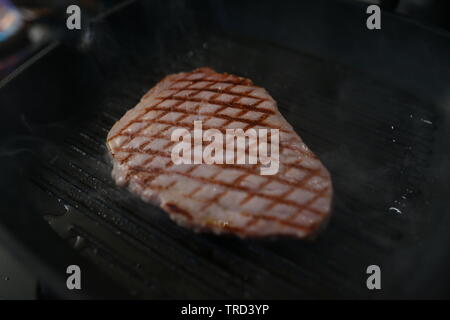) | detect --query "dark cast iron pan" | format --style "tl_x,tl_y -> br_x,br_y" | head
0,0 -> 449,299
